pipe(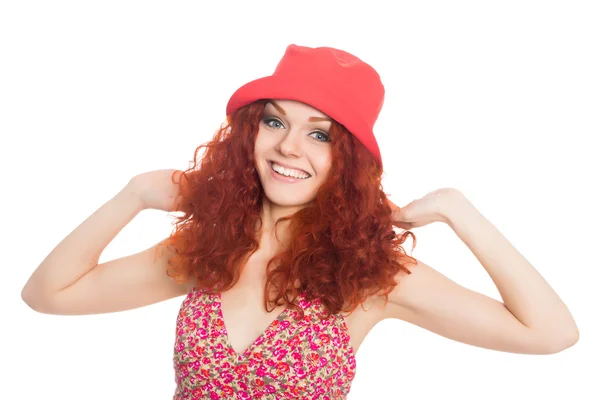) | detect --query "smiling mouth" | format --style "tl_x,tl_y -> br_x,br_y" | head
269,161 -> 312,179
